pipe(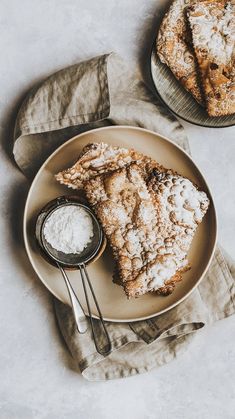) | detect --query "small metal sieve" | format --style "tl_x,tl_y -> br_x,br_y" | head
35,196 -> 111,356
